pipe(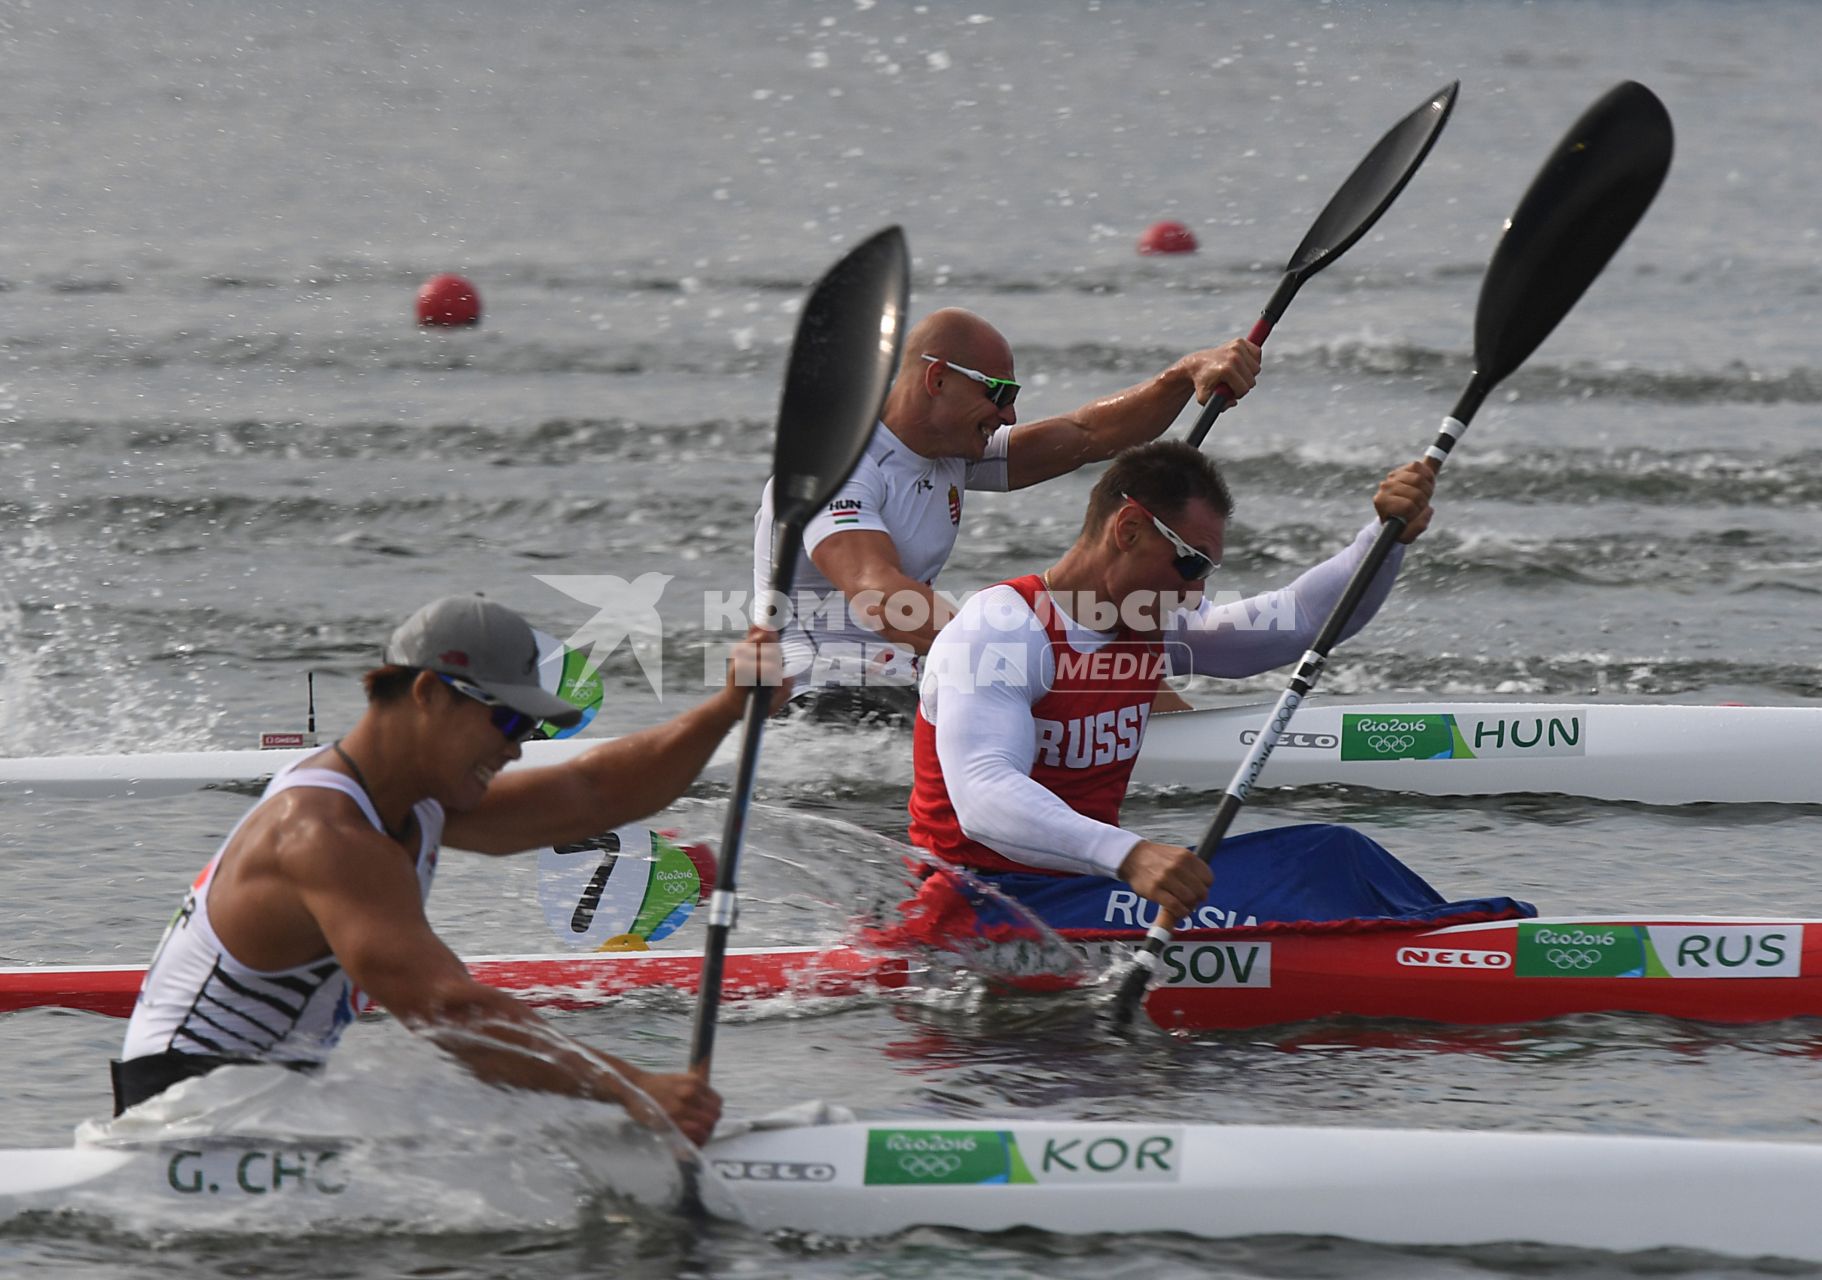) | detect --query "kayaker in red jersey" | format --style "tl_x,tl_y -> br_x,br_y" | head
115,595 -> 787,1143
753,307 -> 1262,724
902,439 -> 1526,941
